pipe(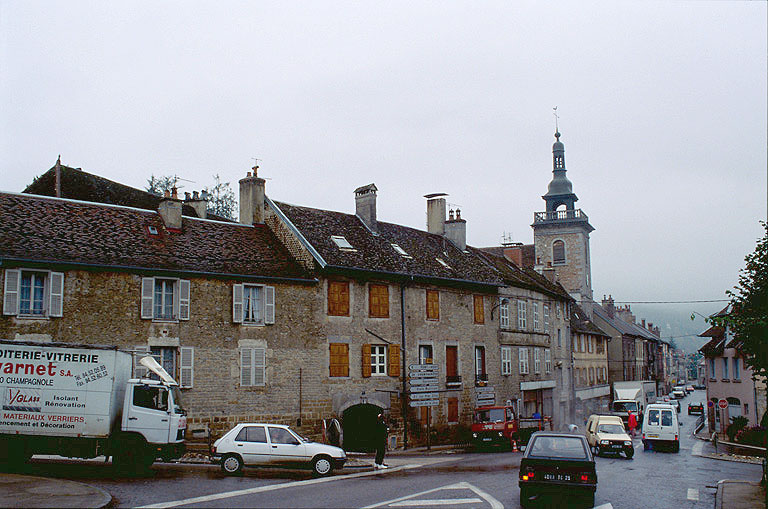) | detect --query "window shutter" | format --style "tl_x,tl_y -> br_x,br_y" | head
361,344 -> 372,378
254,348 -> 266,385
3,269 -> 20,315
48,272 -> 64,317
180,346 -> 194,388
134,345 -> 150,379
329,343 -> 349,377
474,295 -> 484,324
388,344 -> 400,377
241,348 -> 252,386
264,286 -> 275,324
141,278 -> 154,319
179,280 -> 190,321
233,284 -> 244,323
